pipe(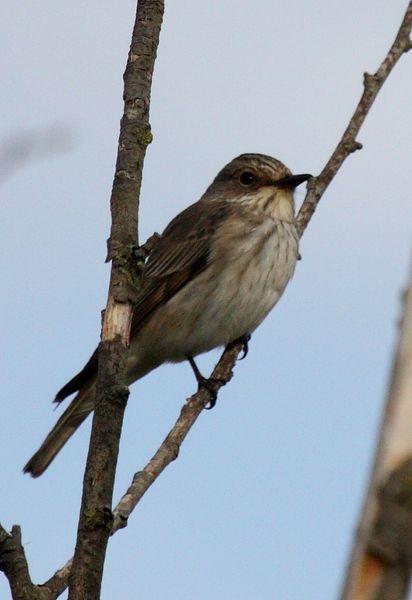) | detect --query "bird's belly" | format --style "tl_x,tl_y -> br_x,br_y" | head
197,224 -> 298,348
131,221 -> 298,367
